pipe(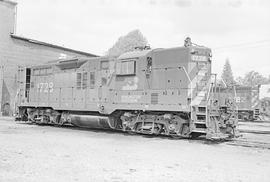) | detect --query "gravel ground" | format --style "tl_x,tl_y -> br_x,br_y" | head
1,117 -> 270,182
